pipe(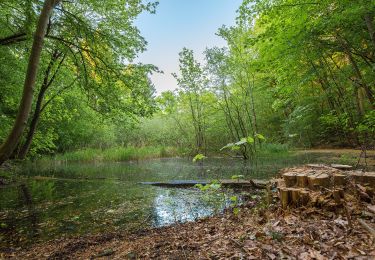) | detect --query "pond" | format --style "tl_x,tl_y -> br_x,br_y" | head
0,152 -> 333,249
